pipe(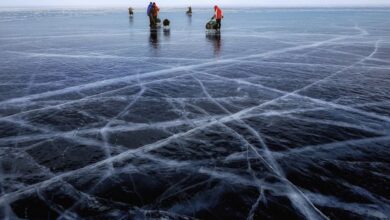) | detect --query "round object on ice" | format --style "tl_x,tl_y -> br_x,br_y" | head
163,19 -> 170,26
